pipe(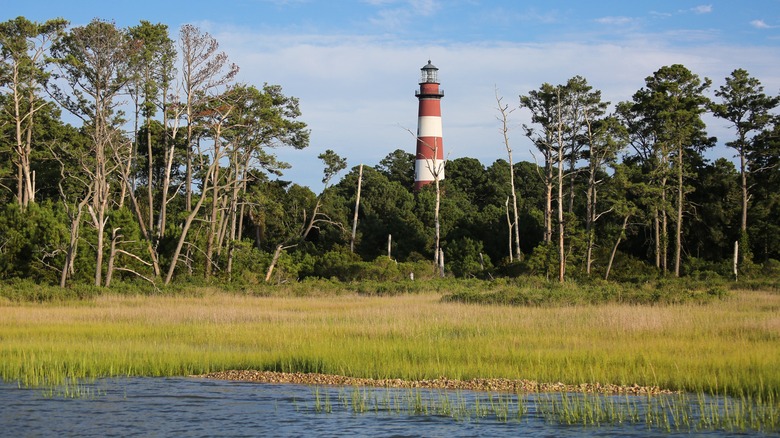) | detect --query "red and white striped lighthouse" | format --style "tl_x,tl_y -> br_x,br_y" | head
414,60 -> 445,191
